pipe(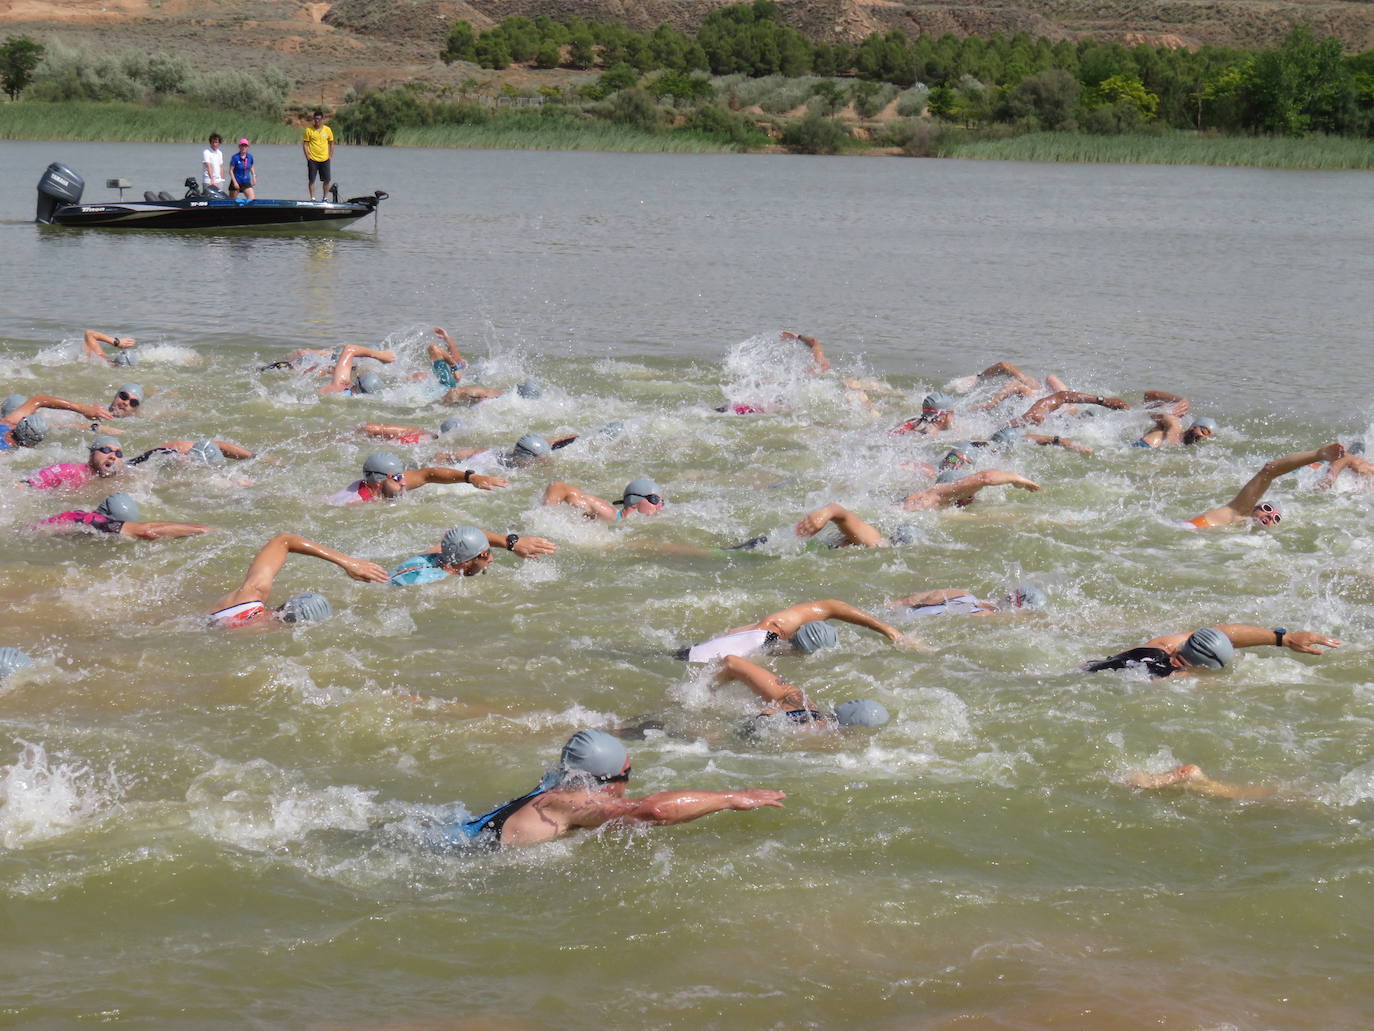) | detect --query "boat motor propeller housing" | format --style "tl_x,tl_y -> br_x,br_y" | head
36,162 -> 85,223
